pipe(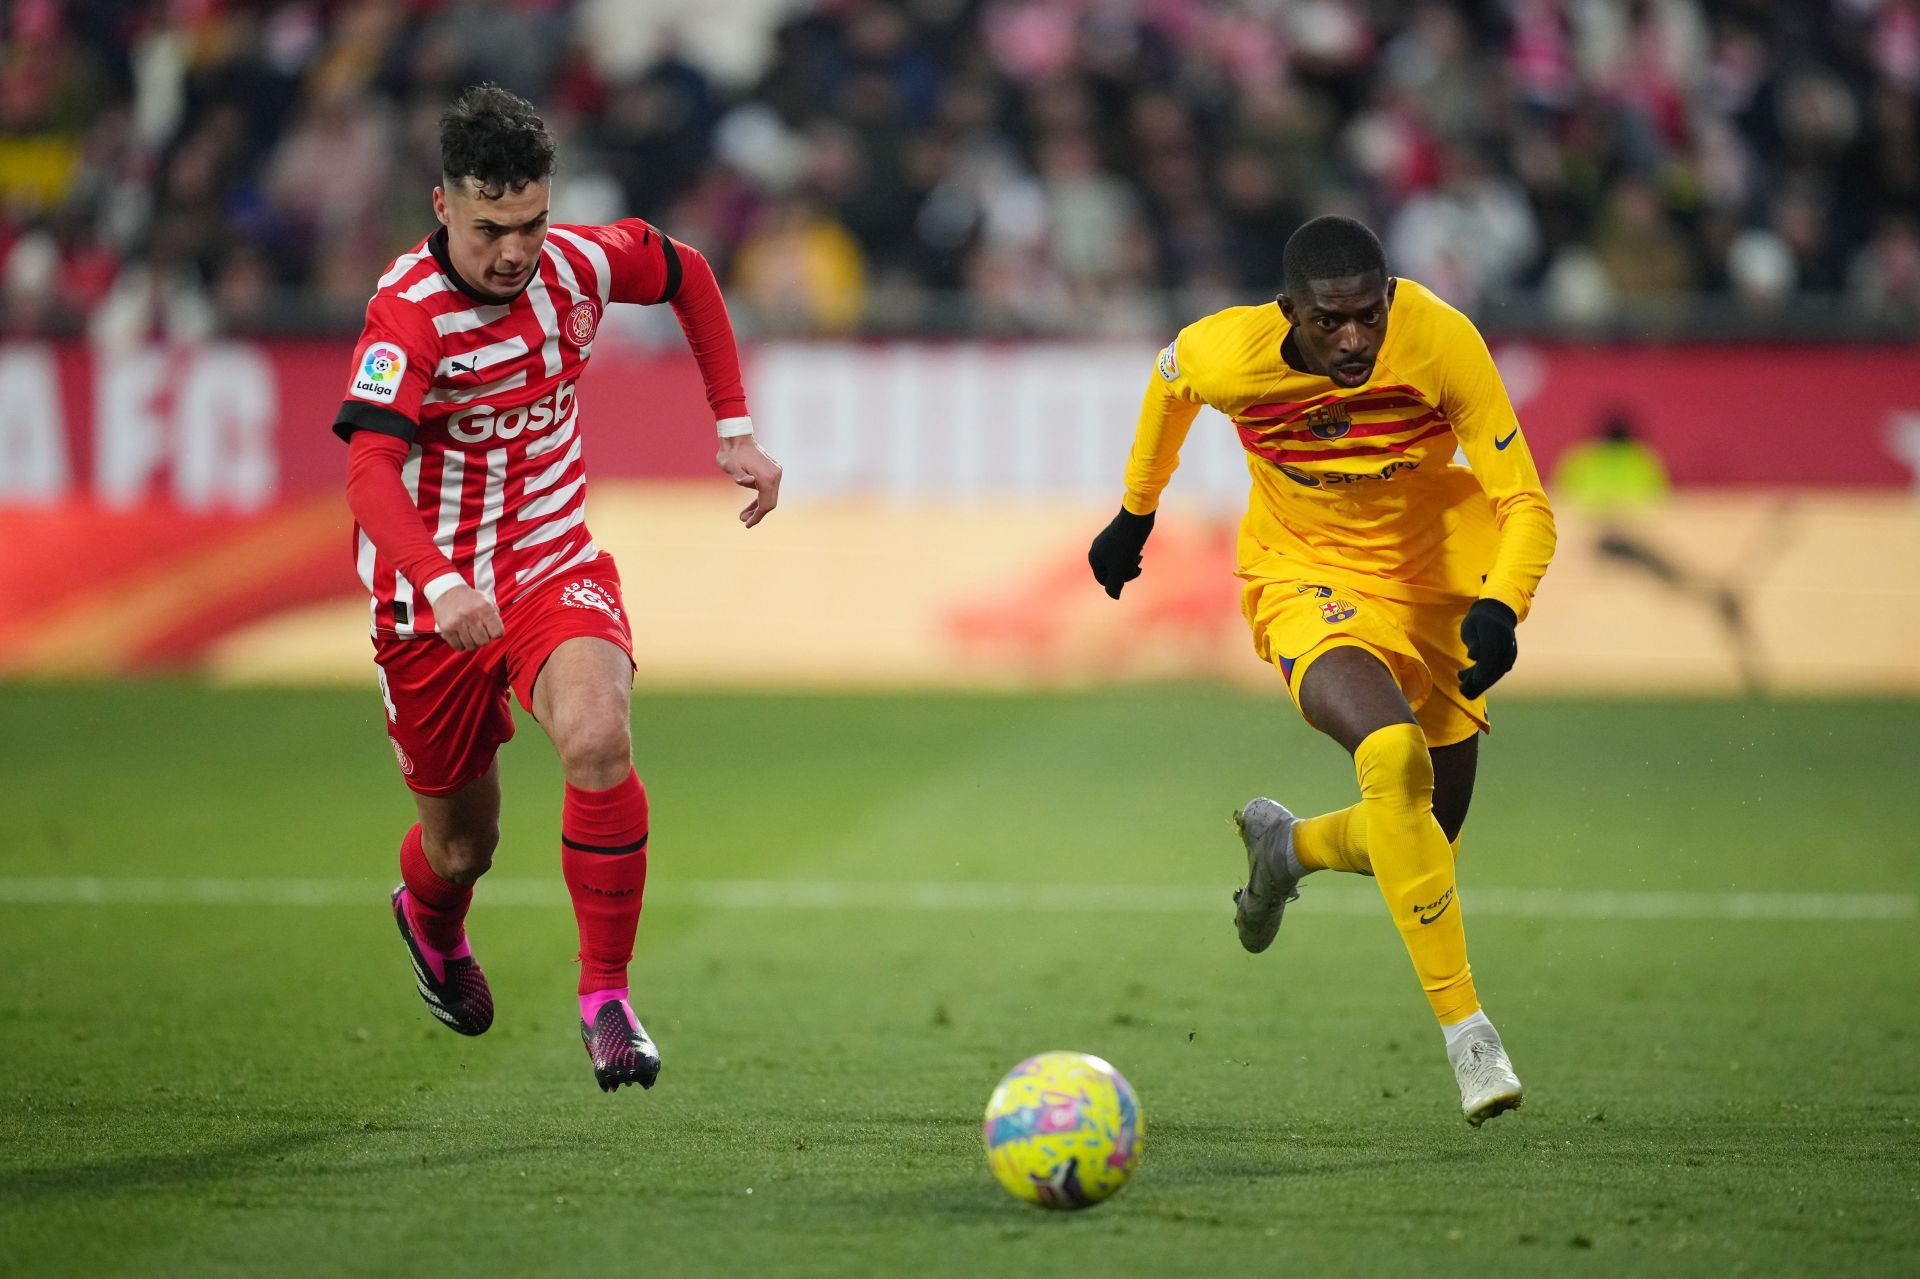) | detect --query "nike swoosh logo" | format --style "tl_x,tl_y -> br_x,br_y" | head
1418,890 -> 1455,925
1493,429 -> 1518,451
